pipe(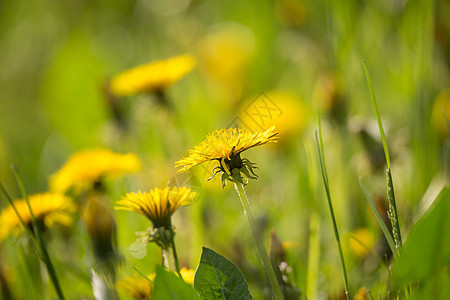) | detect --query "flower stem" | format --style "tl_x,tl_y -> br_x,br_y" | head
11,165 -> 65,300
232,170 -> 284,300
167,212 -> 183,278
315,114 -> 350,300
